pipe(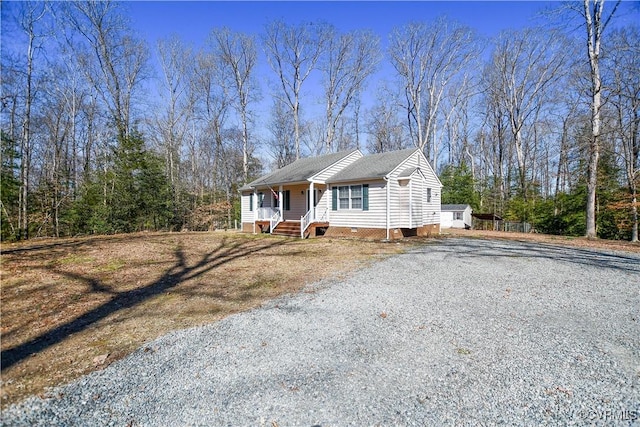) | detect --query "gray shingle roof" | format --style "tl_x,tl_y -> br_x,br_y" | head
326,148 -> 419,183
442,204 -> 471,211
397,167 -> 418,178
244,149 -> 358,188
